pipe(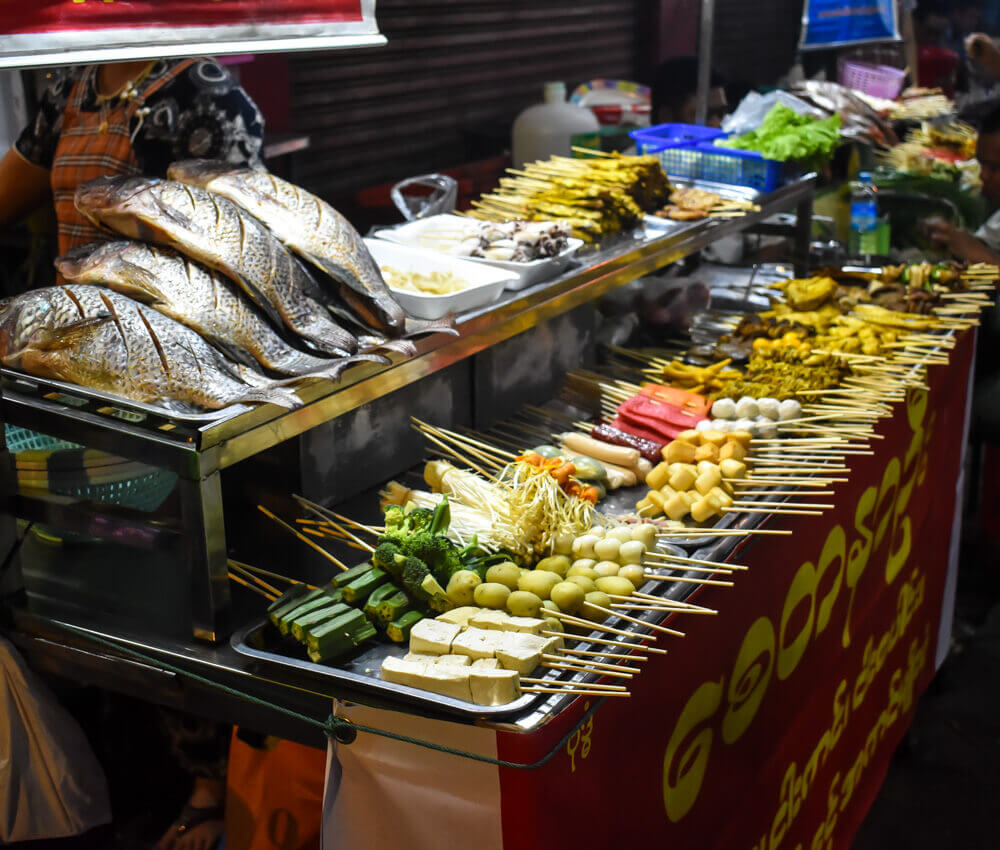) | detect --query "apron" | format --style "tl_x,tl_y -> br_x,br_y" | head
50,60 -> 195,255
